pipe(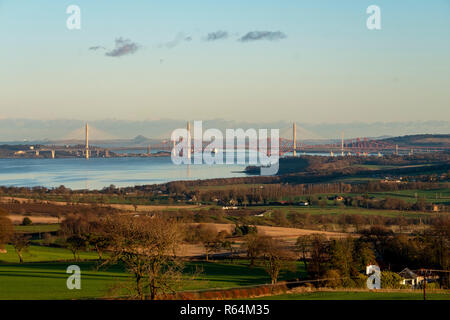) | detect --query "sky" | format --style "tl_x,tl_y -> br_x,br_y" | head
0,0 -> 449,124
